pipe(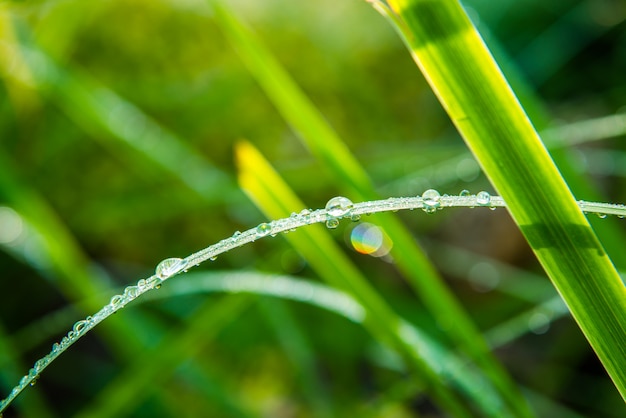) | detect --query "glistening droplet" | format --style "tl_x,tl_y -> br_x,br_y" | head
110,294 -> 123,308
476,191 -> 491,206
256,223 -> 272,237
73,320 -> 88,334
155,257 -> 187,280
326,218 -> 340,229
325,196 -> 353,218
421,189 -> 441,214
459,189 -> 470,197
